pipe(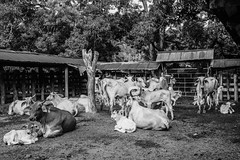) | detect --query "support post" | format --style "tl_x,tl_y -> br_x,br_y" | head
65,66 -> 69,98
226,73 -> 230,100
13,70 -> 18,101
50,70 -> 54,92
58,69 -> 63,94
234,73 -> 238,102
22,70 -> 26,99
0,66 -> 5,105
39,67 -> 44,100
31,70 -> 36,101
219,71 -> 223,101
